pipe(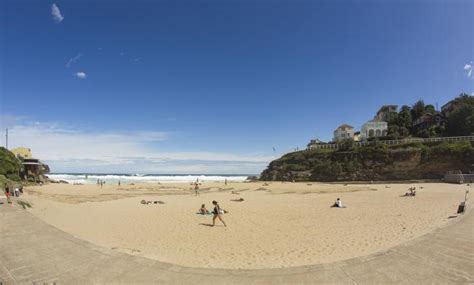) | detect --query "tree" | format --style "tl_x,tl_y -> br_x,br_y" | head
416,126 -> 437,138
339,139 -> 355,151
399,126 -> 410,138
387,125 -> 400,139
445,105 -> 474,136
424,104 -> 436,114
398,105 -> 412,130
386,112 -> 399,125
455,93 -> 474,106
411,100 -> 426,121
